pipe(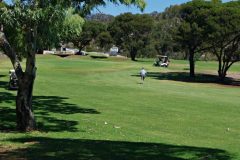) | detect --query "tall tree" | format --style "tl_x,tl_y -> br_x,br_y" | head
152,5 -> 181,57
96,31 -> 113,51
0,0 -> 146,131
109,13 -> 154,60
0,1 -> 66,131
61,8 -> 85,45
205,1 -> 240,80
176,0 -> 213,77
72,21 -> 107,52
